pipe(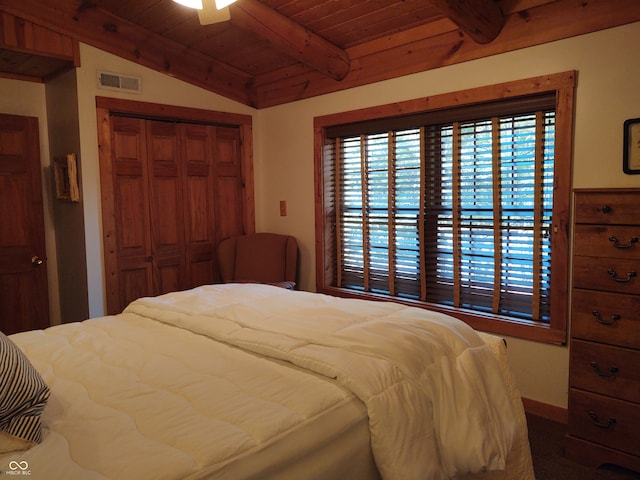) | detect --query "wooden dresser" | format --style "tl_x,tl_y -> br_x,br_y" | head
566,188 -> 640,472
